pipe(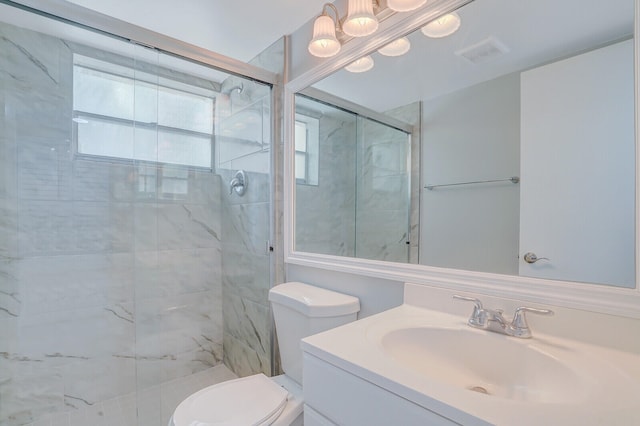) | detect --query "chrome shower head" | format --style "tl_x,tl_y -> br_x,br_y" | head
224,83 -> 244,96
